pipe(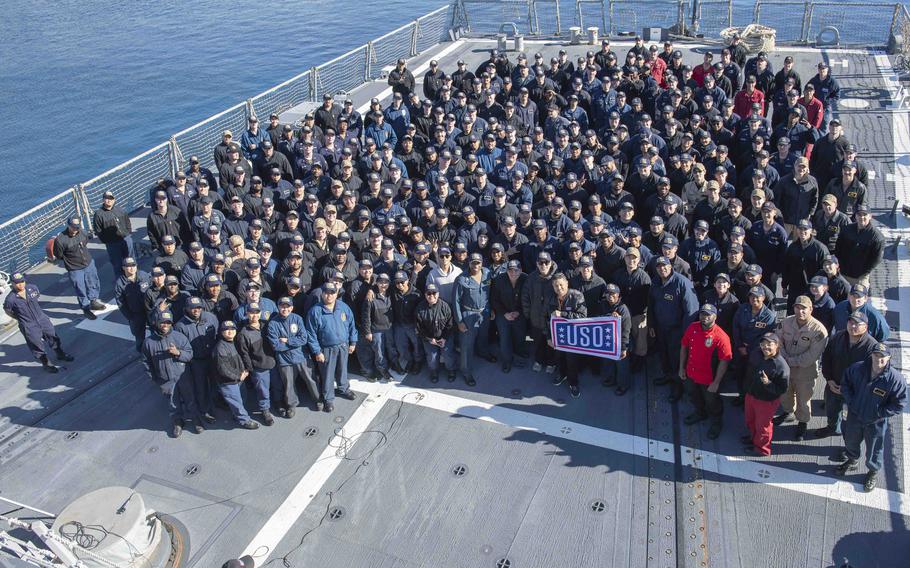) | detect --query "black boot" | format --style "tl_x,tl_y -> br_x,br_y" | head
40,355 -> 59,373
55,348 -> 74,362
